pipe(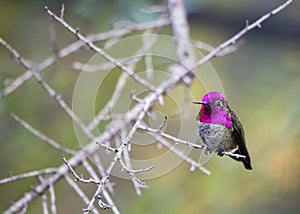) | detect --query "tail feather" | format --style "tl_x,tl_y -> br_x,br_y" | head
242,157 -> 252,170
228,151 -> 252,170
